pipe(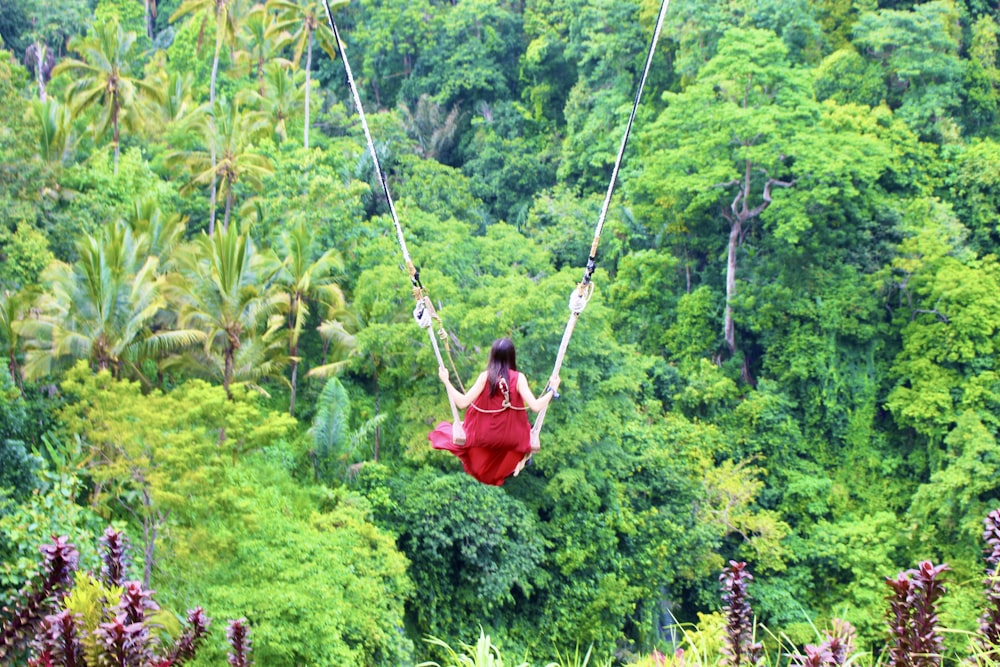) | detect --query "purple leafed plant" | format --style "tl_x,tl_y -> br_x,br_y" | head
35,610 -> 85,667
790,618 -> 856,667
720,561 -> 762,667
3,528 -> 244,667
978,509 -> 1000,660
0,536 -> 80,662
821,618 -> 856,666
99,528 -> 132,589
162,607 -> 211,666
97,614 -> 153,667
227,618 -> 252,667
791,644 -> 833,667
885,561 -> 950,667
